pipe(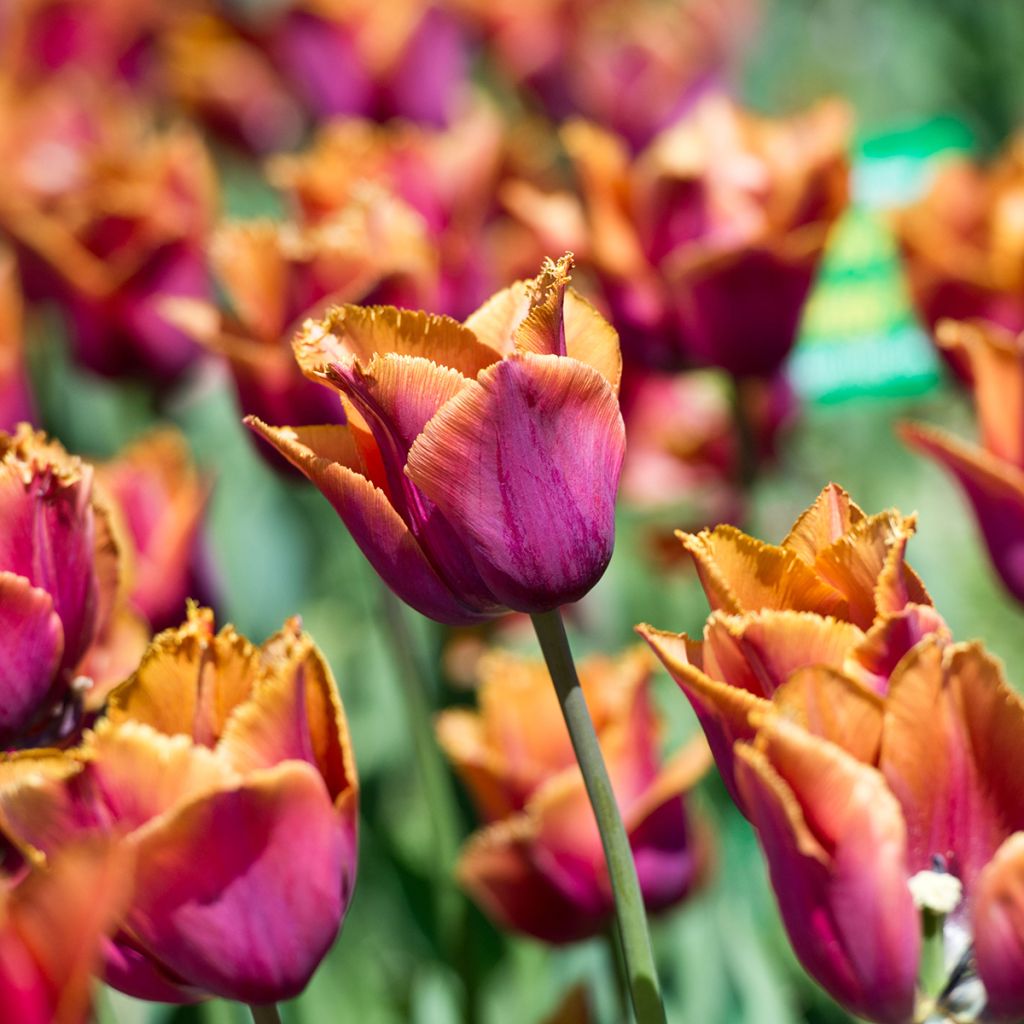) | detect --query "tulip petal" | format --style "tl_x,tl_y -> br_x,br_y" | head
703,610 -> 864,698
679,525 -> 849,618
244,419 -> 486,624
108,609 -> 260,746
880,639 -> 1015,885
773,666 -> 883,763
845,605 -> 948,695
103,936 -> 199,1004
406,353 -> 625,612
0,573 -> 64,738
735,722 -> 919,1024
435,708 -> 513,820
637,624 -> 769,808
782,483 -> 865,562
900,420 -> 1024,603
126,761 -> 350,1004
972,832 -> 1024,1022
294,305 -> 500,381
